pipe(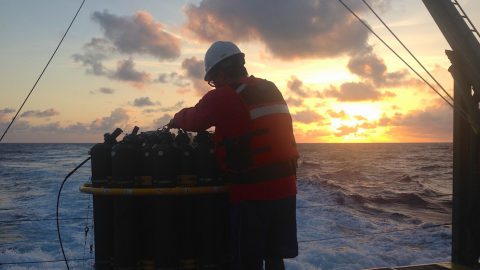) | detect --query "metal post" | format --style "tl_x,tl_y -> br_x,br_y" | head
448,51 -> 480,268
422,0 -> 480,266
